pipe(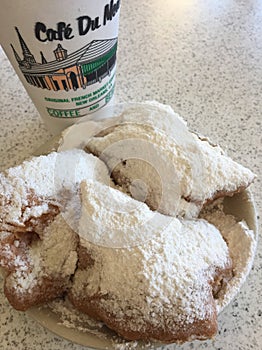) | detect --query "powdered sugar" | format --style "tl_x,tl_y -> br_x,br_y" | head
5,149 -> 109,198
5,213 -> 78,296
0,149 -> 111,229
79,179 -> 172,247
73,186 -> 231,336
191,133 -> 254,200
40,194 -> 256,348
48,298 -> 104,333
77,102 -> 255,218
0,101 -> 257,345
85,122 -> 199,218
47,298 -> 153,349
30,214 -> 78,278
